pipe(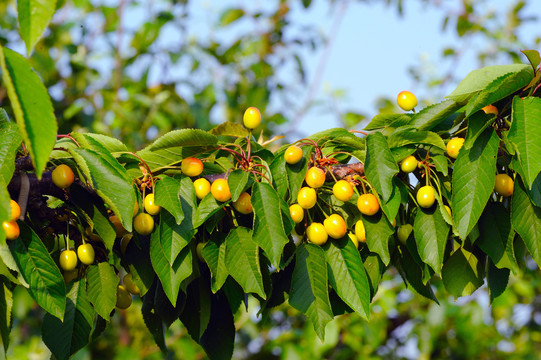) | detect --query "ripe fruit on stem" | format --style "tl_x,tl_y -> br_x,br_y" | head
181,157 -> 204,177
297,187 -> 317,209
2,221 -> 19,240
59,249 -> 78,271
196,242 -> 207,263
397,224 -> 413,244
116,285 -> 132,309
417,186 -> 436,208
444,205 -> 452,217
9,200 -> 20,221
357,193 -> 380,216
305,167 -> 325,188
110,215 -> 127,237
243,107 -> 261,129
333,180 -> 353,202
289,204 -> 304,224
120,234 -> 133,254
123,274 -> 140,295
52,164 -> 75,189
354,220 -> 366,243
446,138 -> 464,159
63,270 -> 78,284
77,243 -> 95,265
494,174 -> 514,197
348,233 -> 359,249
232,192 -> 253,214
397,91 -> 418,111
144,193 -> 161,215
284,145 -> 303,165
133,202 -> 140,217
306,223 -> 328,245
482,104 -> 499,115
324,214 -> 347,239
134,213 -> 155,235
400,155 -> 418,173
194,178 -> 211,200
211,178 -> 231,202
